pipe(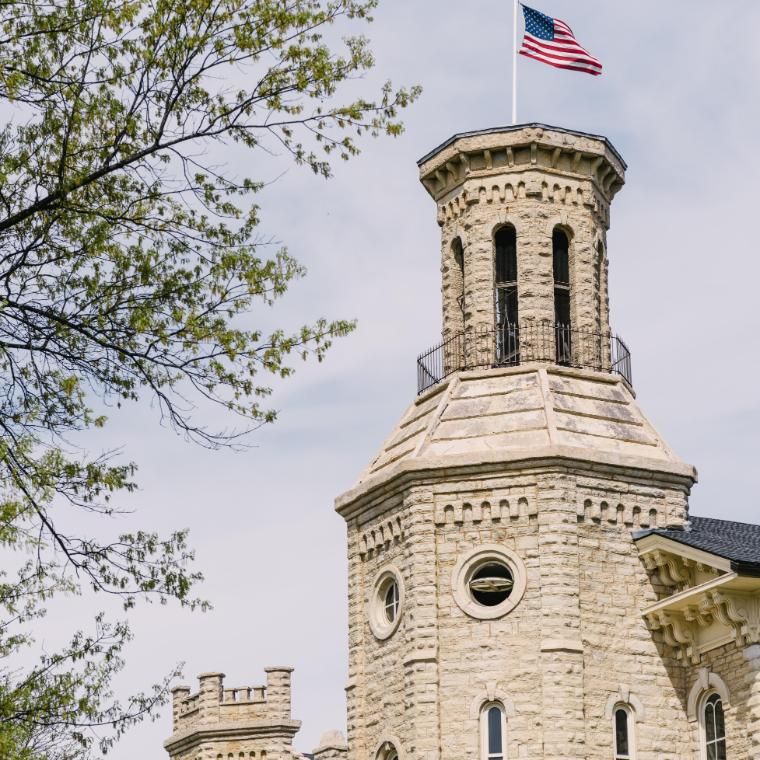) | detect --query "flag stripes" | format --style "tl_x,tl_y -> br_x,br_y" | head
518,4 -> 602,76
